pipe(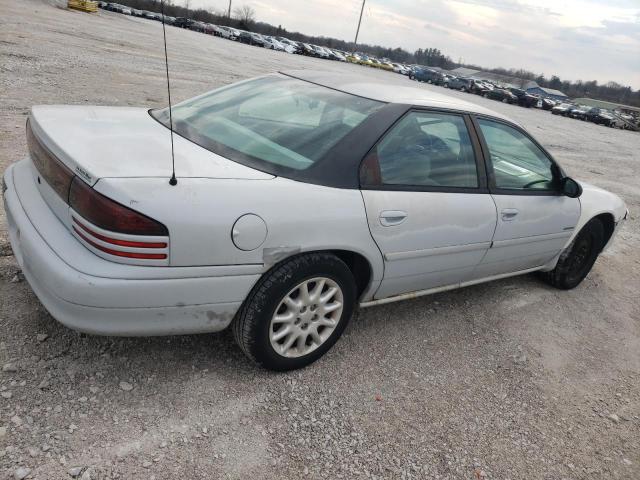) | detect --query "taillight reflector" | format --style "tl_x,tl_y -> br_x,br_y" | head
72,226 -> 167,260
69,177 -> 168,236
72,217 -> 167,248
